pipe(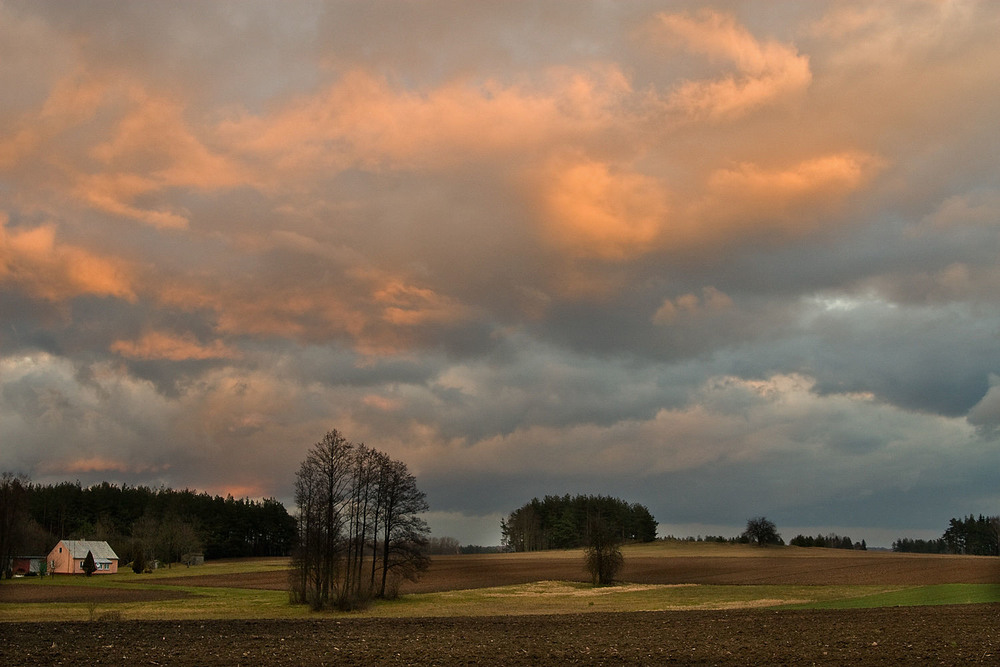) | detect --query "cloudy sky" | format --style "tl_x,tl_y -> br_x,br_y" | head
3,1 -> 999,547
